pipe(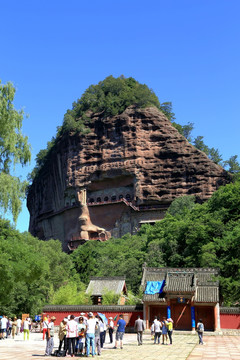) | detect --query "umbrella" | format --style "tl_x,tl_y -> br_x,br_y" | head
97,312 -> 108,325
